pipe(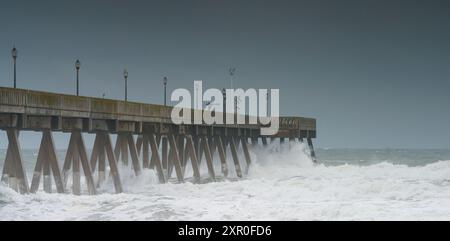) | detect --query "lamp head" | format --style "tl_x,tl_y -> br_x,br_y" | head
75,59 -> 81,70
11,47 -> 17,59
